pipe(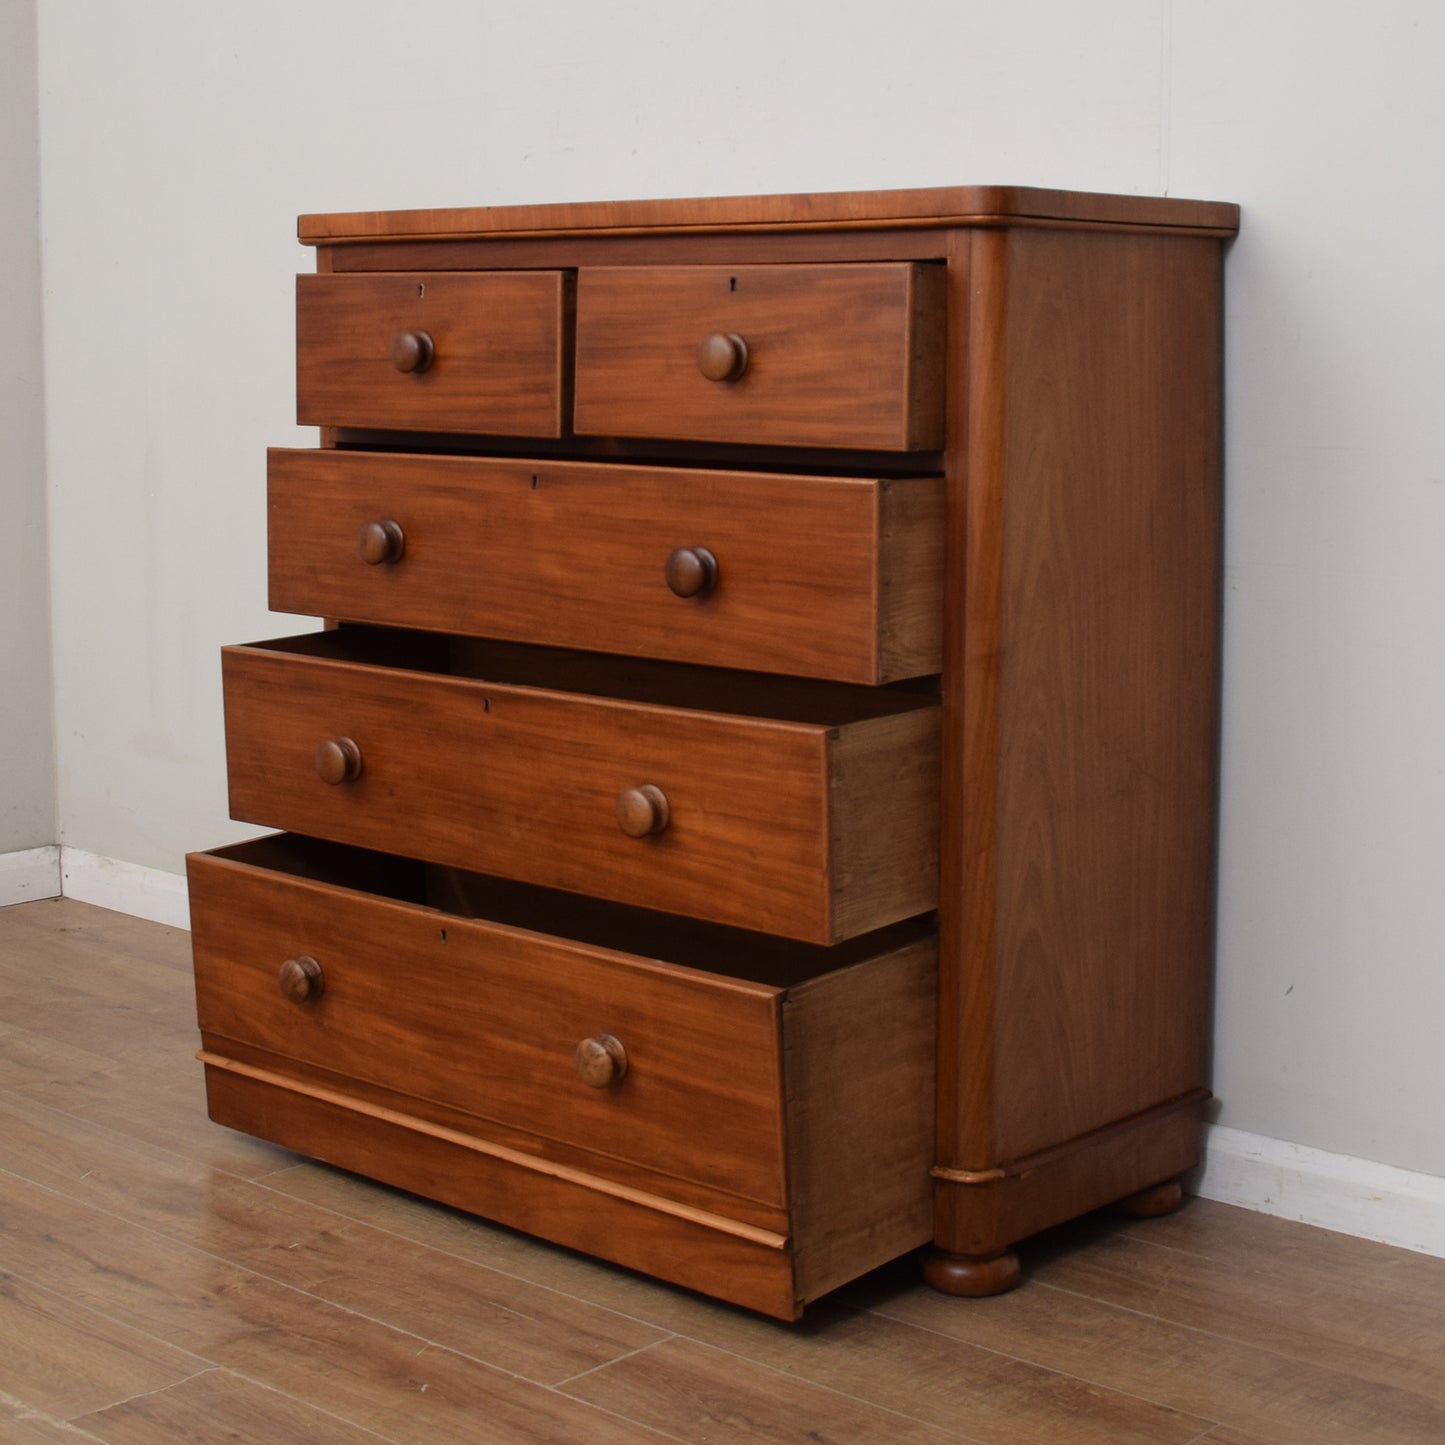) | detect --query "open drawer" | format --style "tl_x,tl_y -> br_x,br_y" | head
188,834 -> 937,1320
221,628 -> 940,944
